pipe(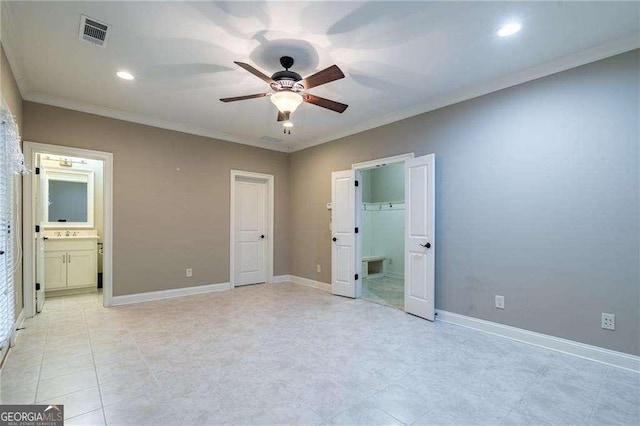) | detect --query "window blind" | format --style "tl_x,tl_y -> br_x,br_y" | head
0,103 -> 27,355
